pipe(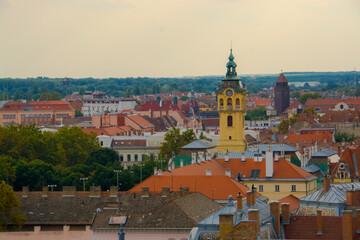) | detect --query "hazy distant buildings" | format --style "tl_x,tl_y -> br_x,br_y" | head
274,73 -> 290,115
